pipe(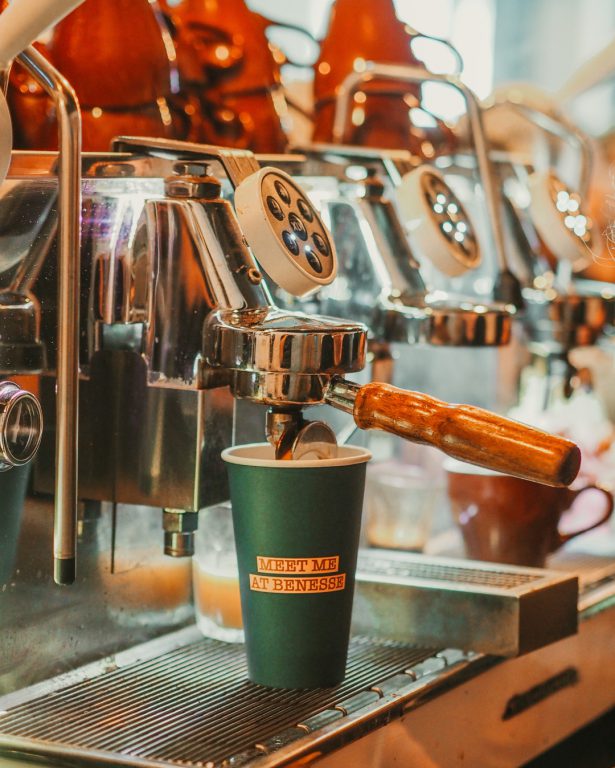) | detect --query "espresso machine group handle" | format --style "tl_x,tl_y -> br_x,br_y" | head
326,380 -> 580,488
